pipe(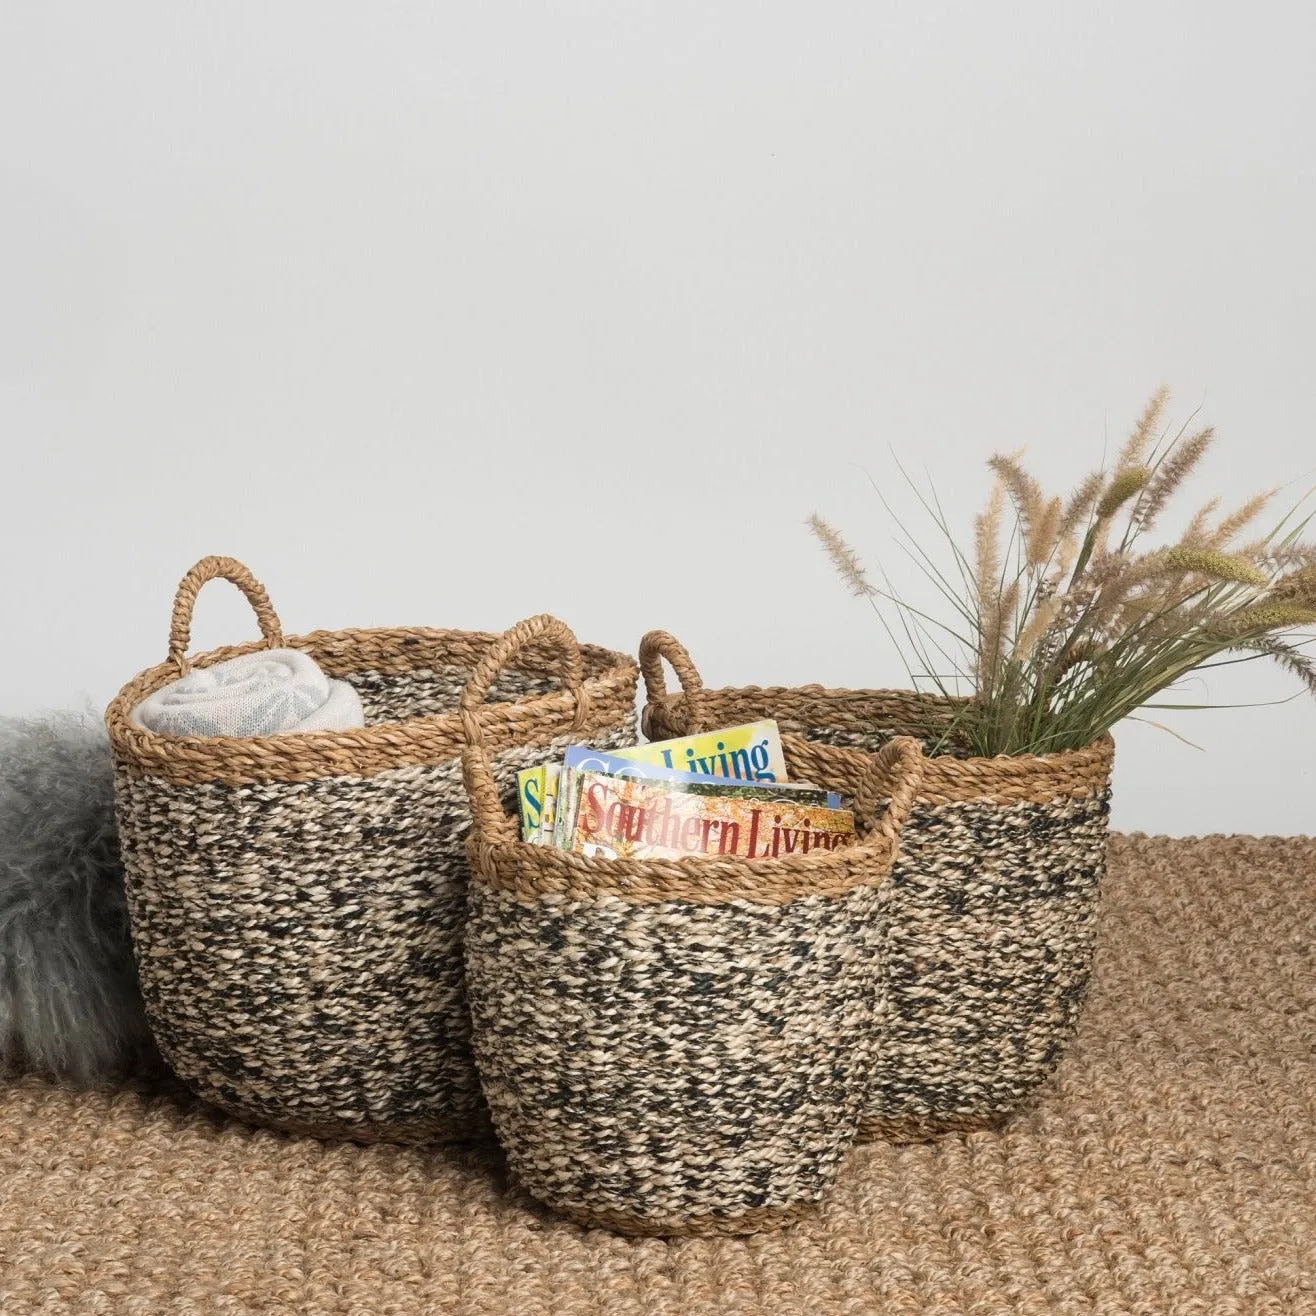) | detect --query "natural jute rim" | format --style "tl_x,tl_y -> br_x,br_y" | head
106,557 -> 638,787
638,630 -> 1114,807
461,617 -> 926,907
